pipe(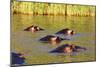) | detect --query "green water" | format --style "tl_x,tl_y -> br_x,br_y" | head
11,14 -> 96,65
